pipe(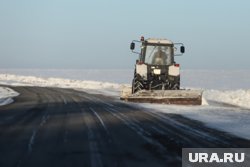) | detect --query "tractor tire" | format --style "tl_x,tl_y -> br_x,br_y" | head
132,78 -> 143,93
